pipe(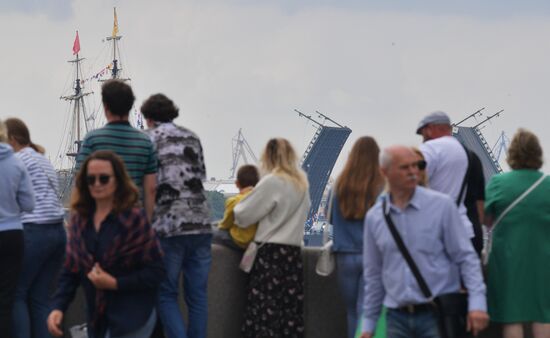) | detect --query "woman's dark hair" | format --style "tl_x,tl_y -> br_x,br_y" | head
71,150 -> 139,218
336,136 -> 384,219
5,118 -> 45,154
507,128 -> 543,170
101,80 -> 135,117
140,94 -> 179,122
